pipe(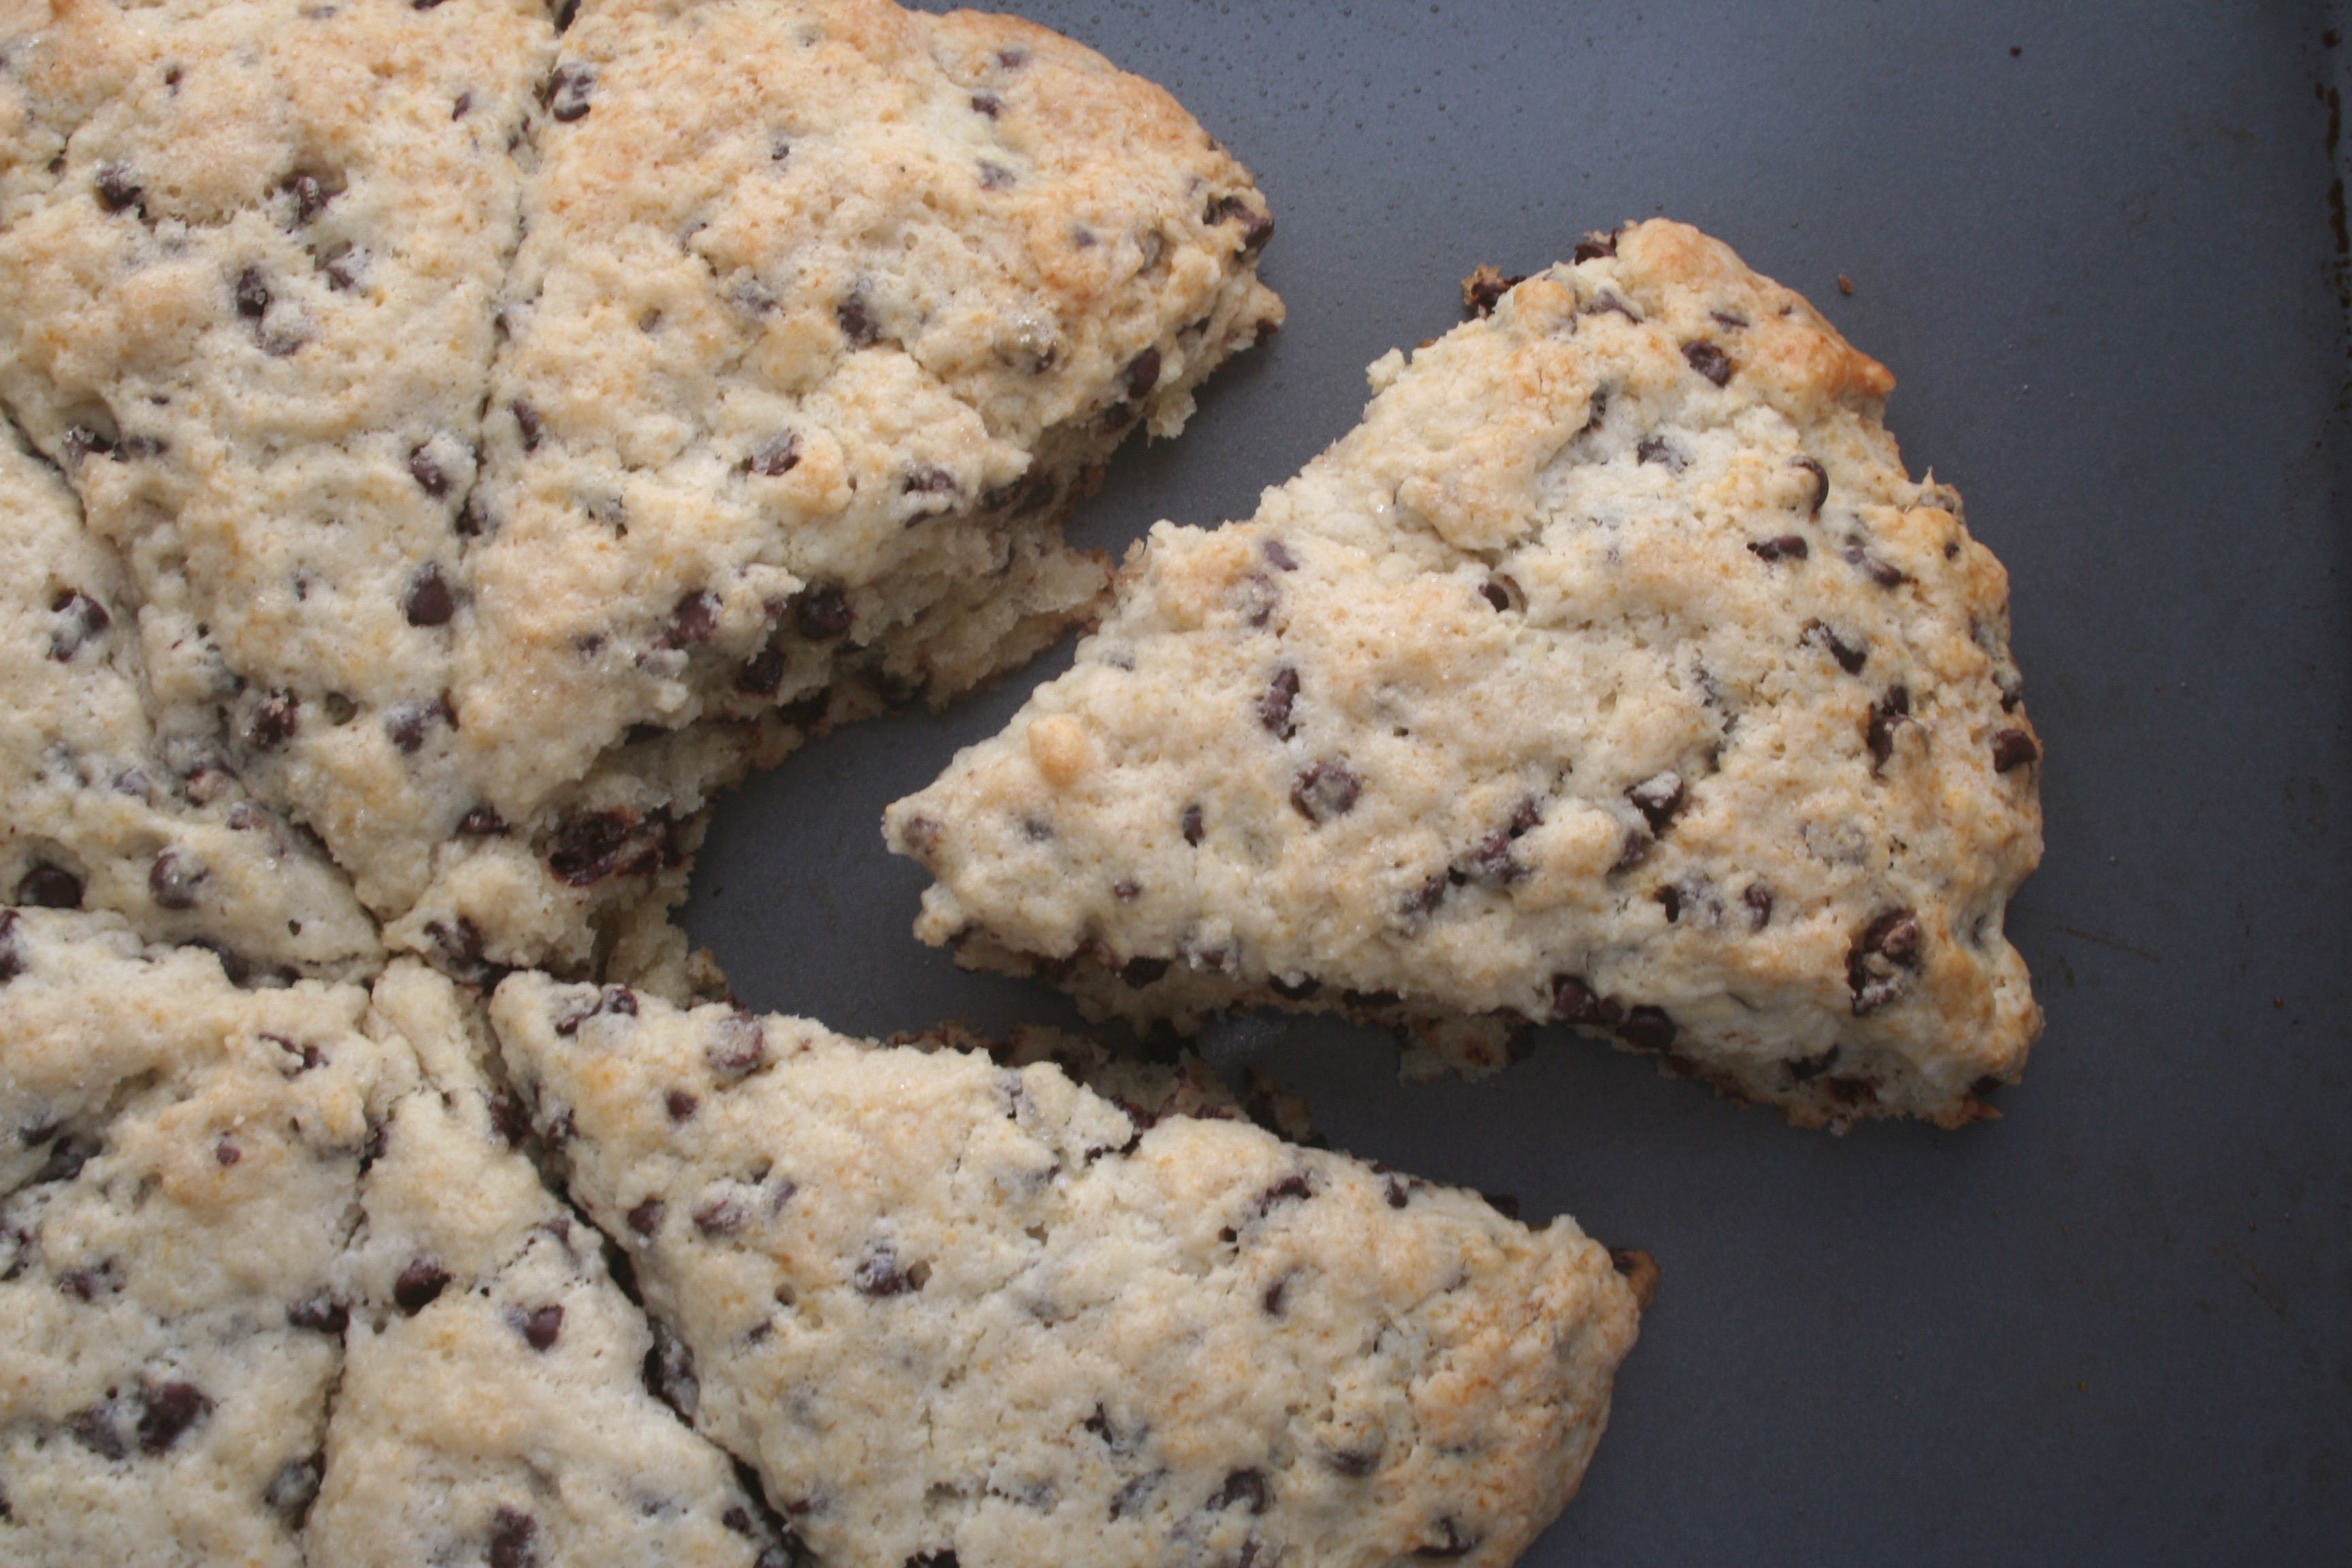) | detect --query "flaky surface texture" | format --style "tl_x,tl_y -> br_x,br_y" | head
0,0 -> 1279,980
888,220 -> 2043,1128
491,973 -> 1644,1568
